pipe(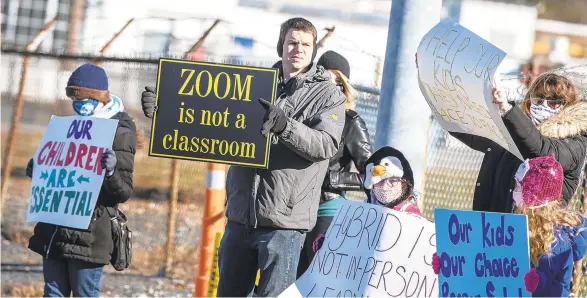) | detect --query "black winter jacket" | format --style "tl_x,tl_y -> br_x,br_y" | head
451,102 -> 587,213
28,112 -> 136,265
321,110 -> 372,203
